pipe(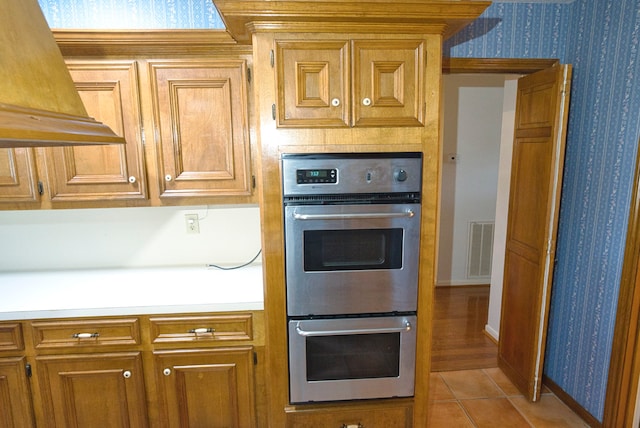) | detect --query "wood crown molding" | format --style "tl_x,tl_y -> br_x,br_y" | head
213,0 -> 491,44
53,30 -> 253,57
